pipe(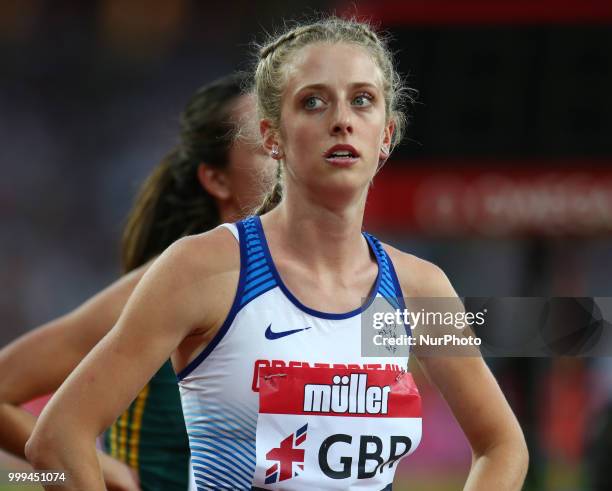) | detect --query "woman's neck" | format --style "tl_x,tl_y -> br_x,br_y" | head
262,186 -> 371,275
